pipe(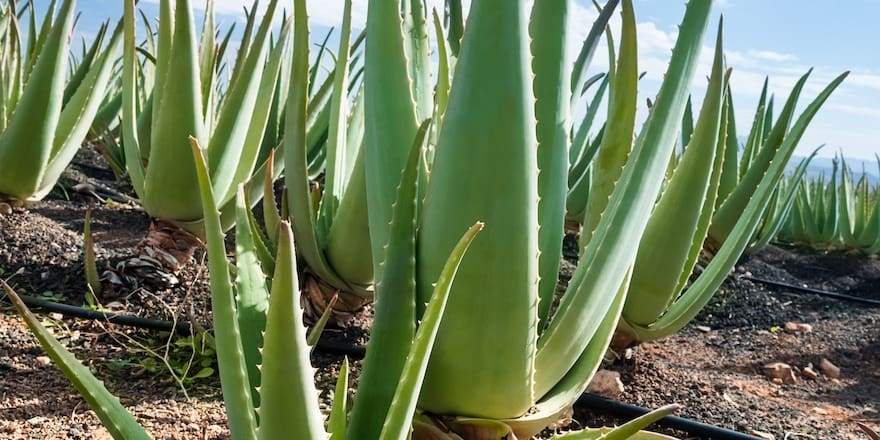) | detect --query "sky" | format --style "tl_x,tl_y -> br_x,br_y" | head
66,0 -> 880,162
